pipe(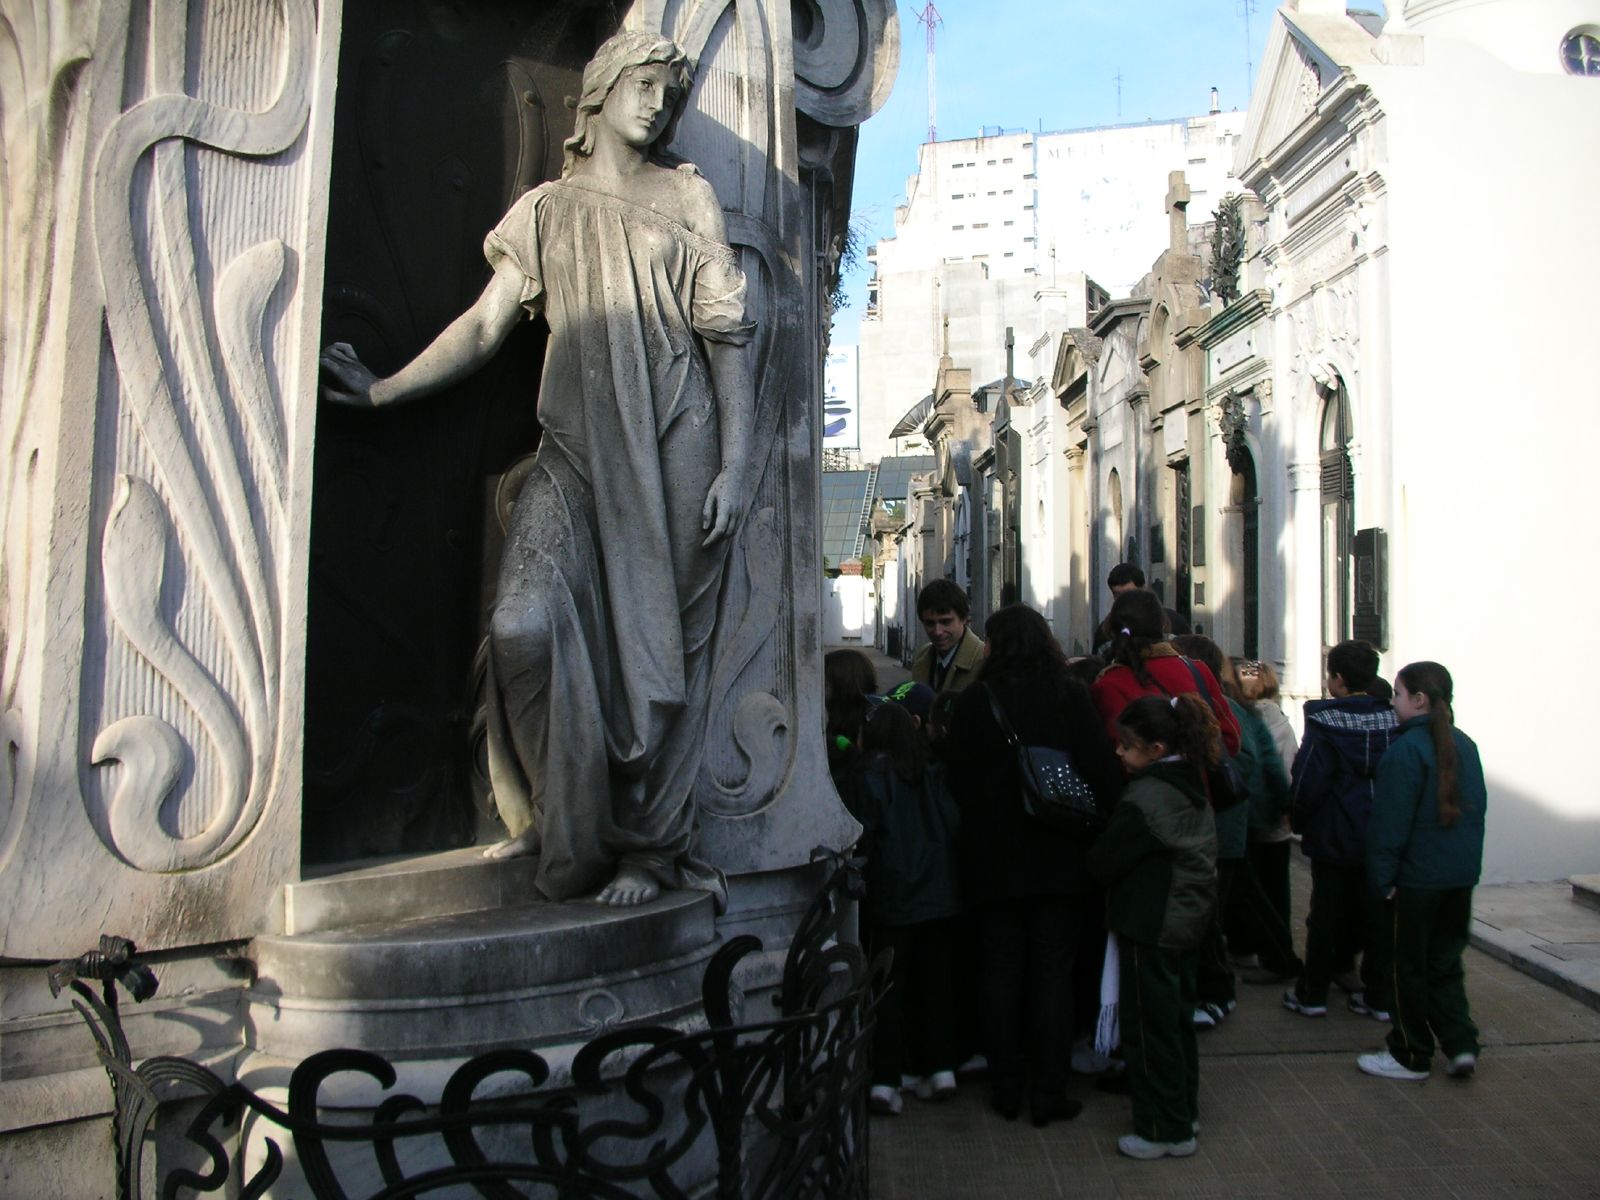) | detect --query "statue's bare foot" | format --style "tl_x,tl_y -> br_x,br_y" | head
483,829 -> 540,860
595,864 -> 660,907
